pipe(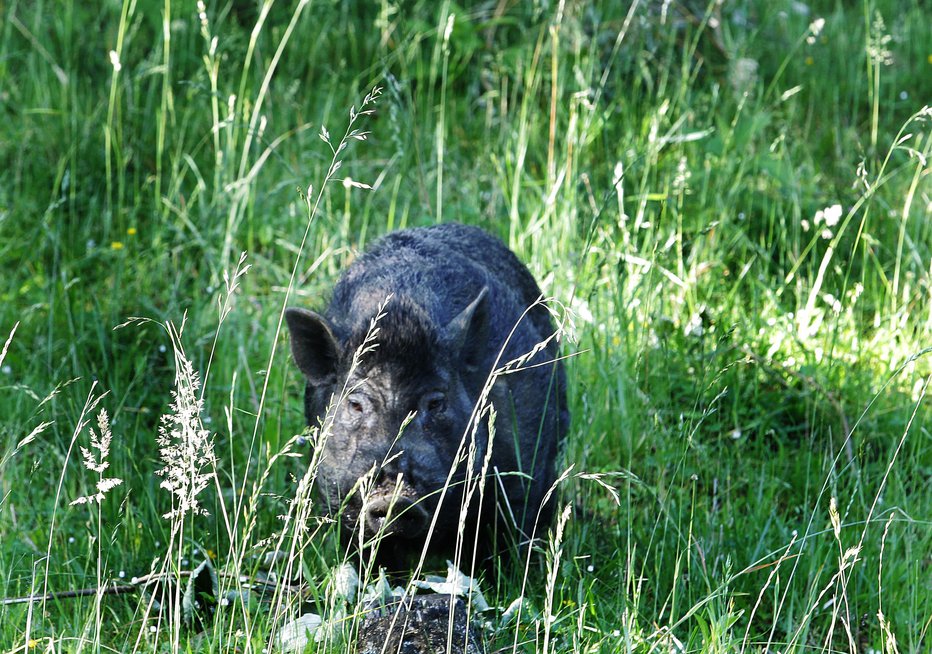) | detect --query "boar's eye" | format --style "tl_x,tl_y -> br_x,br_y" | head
422,392 -> 446,414
347,397 -> 366,415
